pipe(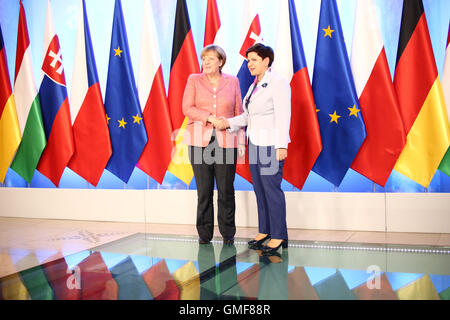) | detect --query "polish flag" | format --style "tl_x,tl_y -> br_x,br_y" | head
137,0 -> 173,184
37,0 -> 74,187
68,0 -> 111,187
350,0 -> 406,187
